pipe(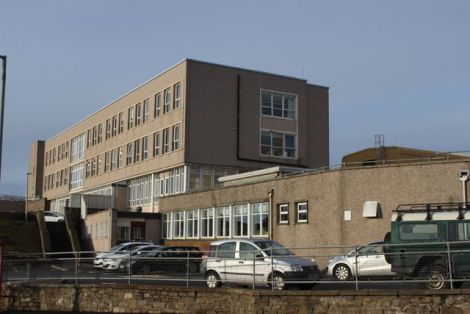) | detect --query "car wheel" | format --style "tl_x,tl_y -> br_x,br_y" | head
421,264 -> 449,290
268,272 -> 287,290
333,264 -> 351,281
206,271 -> 221,289
141,264 -> 152,275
